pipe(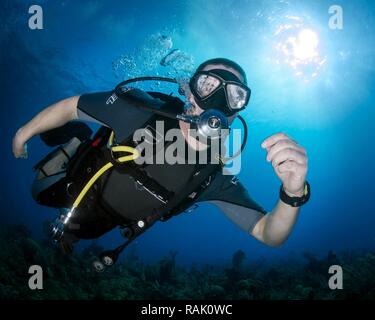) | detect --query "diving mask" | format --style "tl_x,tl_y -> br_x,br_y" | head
189,69 -> 251,116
